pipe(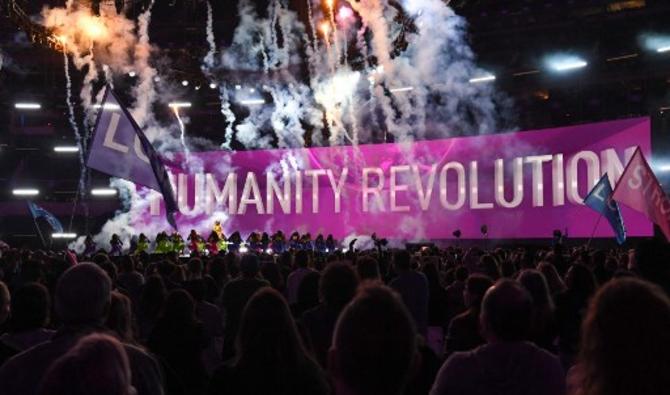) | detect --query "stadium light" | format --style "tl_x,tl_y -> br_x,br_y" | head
239,99 -> 266,106
12,188 -> 39,196
168,102 -> 192,109
469,74 -> 496,84
52,233 -> 77,239
389,86 -> 414,93
54,146 -> 79,153
14,103 -> 41,110
92,103 -> 120,110
546,55 -> 588,72
91,188 -> 117,196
